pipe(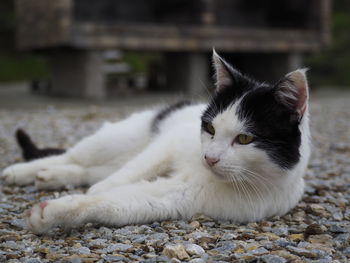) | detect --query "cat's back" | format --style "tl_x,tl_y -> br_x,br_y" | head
154,103 -> 206,135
